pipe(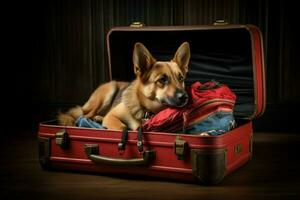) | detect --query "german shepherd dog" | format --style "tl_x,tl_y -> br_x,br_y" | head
58,42 -> 190,130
